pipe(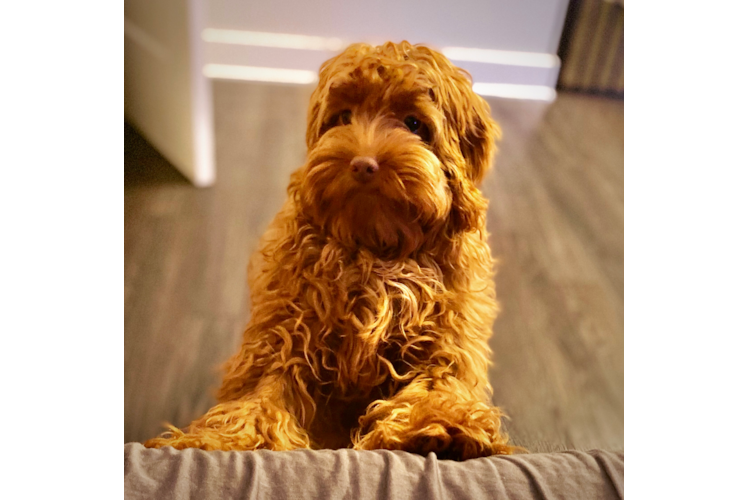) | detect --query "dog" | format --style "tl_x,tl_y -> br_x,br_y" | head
144,41 -> 515,460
